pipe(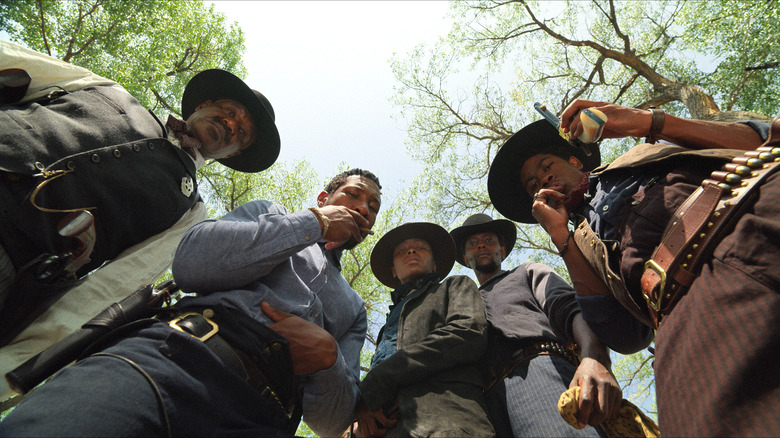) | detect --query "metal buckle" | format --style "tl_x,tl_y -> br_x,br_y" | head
643,260 -> 666,311
168,313 -> 218,342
